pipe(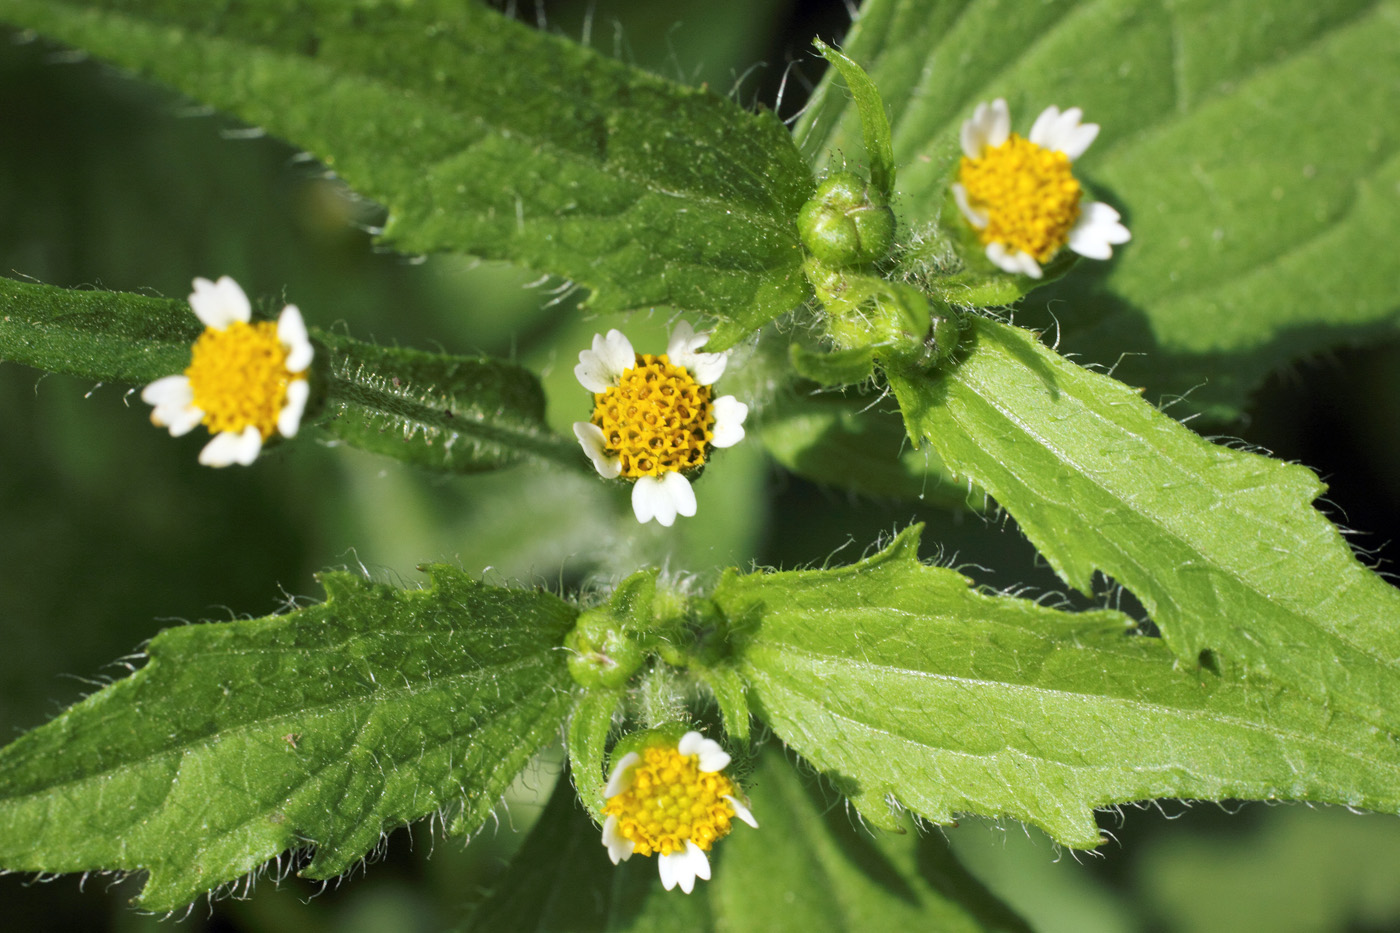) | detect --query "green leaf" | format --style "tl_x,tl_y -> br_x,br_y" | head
789,342 -> 877,386
0,276 -> 578,472
0,567 -> 577,911
0,276 -> 198,385
6,0 -> 814,349
465,745 -> 1030,932
317,332 -> 582,473
812,38 -> 895,202
718,526 -> 1400,846
798,0 -> 1400,418
888,317 -> 1400,732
